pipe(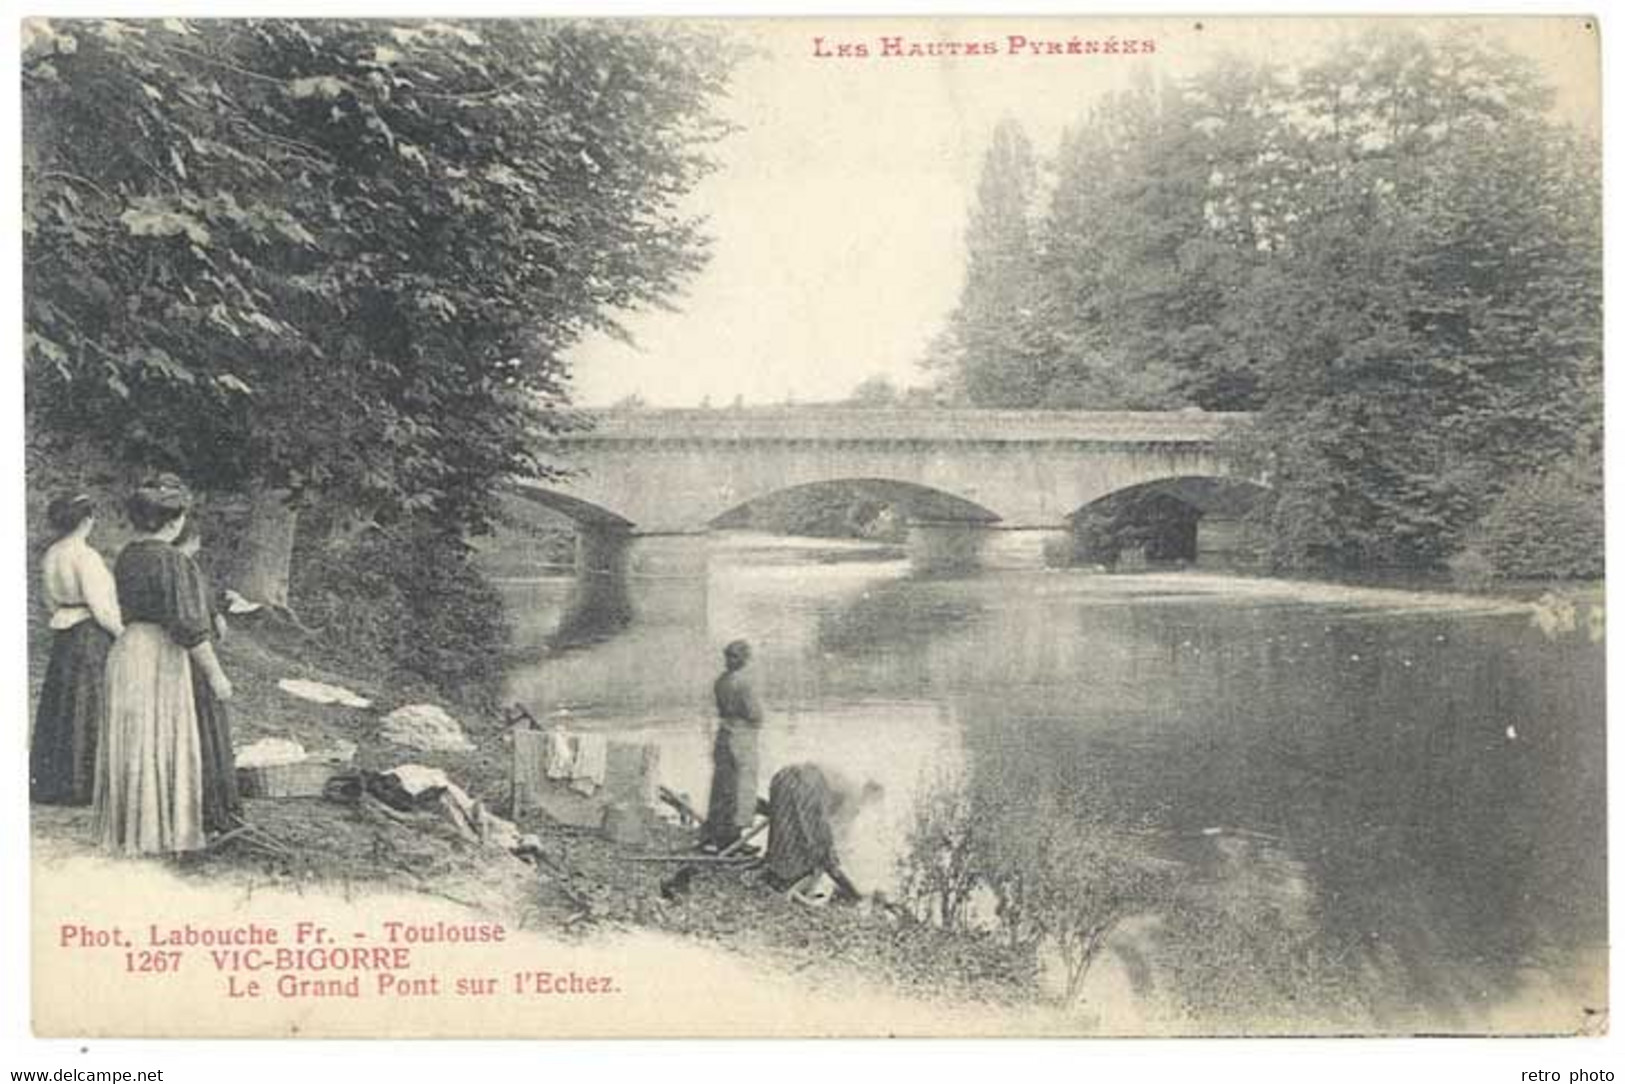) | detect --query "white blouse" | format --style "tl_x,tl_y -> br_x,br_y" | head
41,536 -> 123,635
